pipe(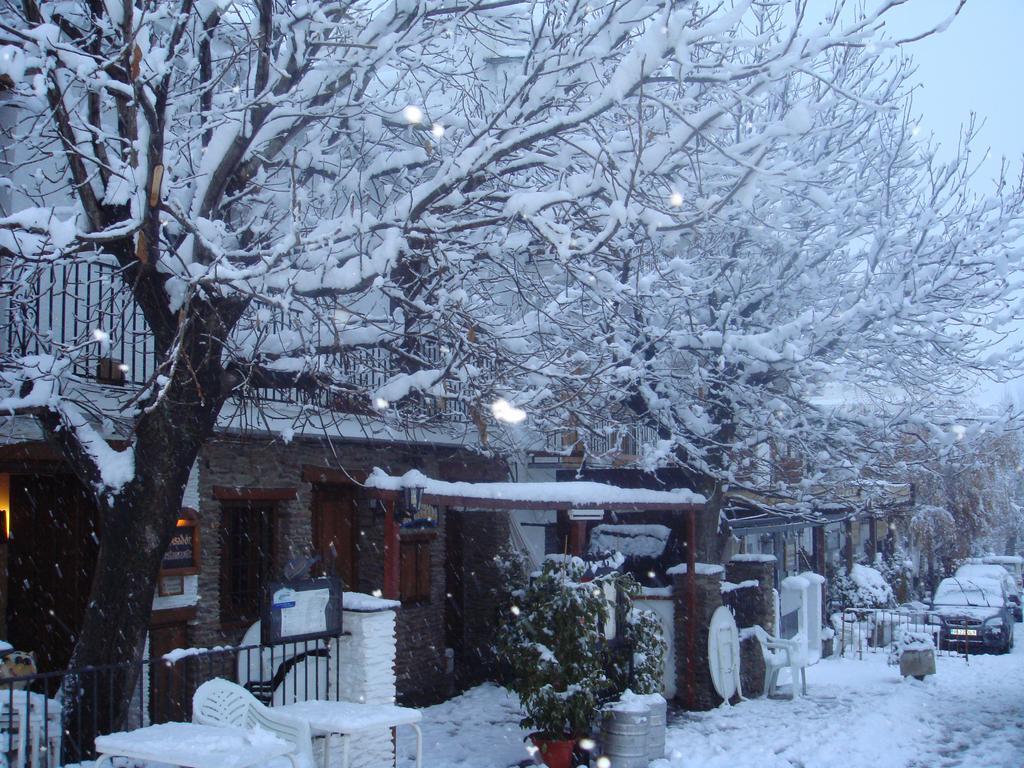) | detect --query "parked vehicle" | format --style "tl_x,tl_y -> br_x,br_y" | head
955,563 -> 1022,621
930,577 -> 1014,654
971,556 -> 1024,591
